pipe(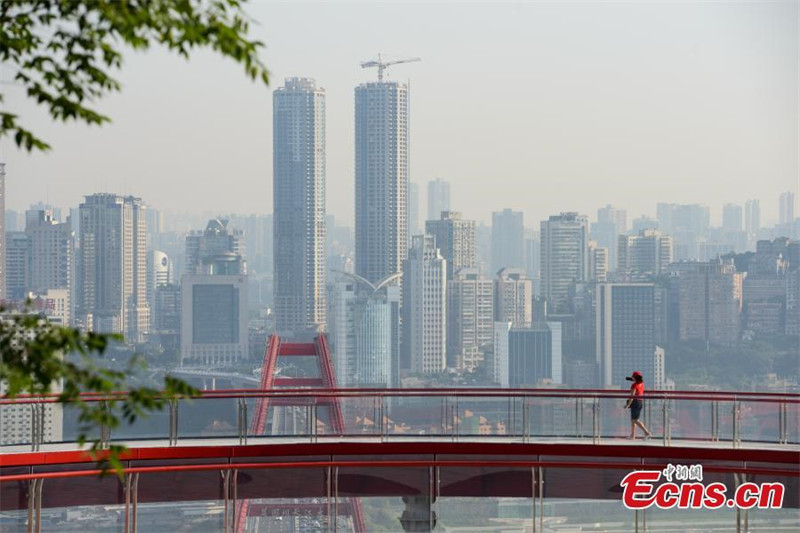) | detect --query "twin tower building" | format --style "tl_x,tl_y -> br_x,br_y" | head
273,77 -> 409,344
